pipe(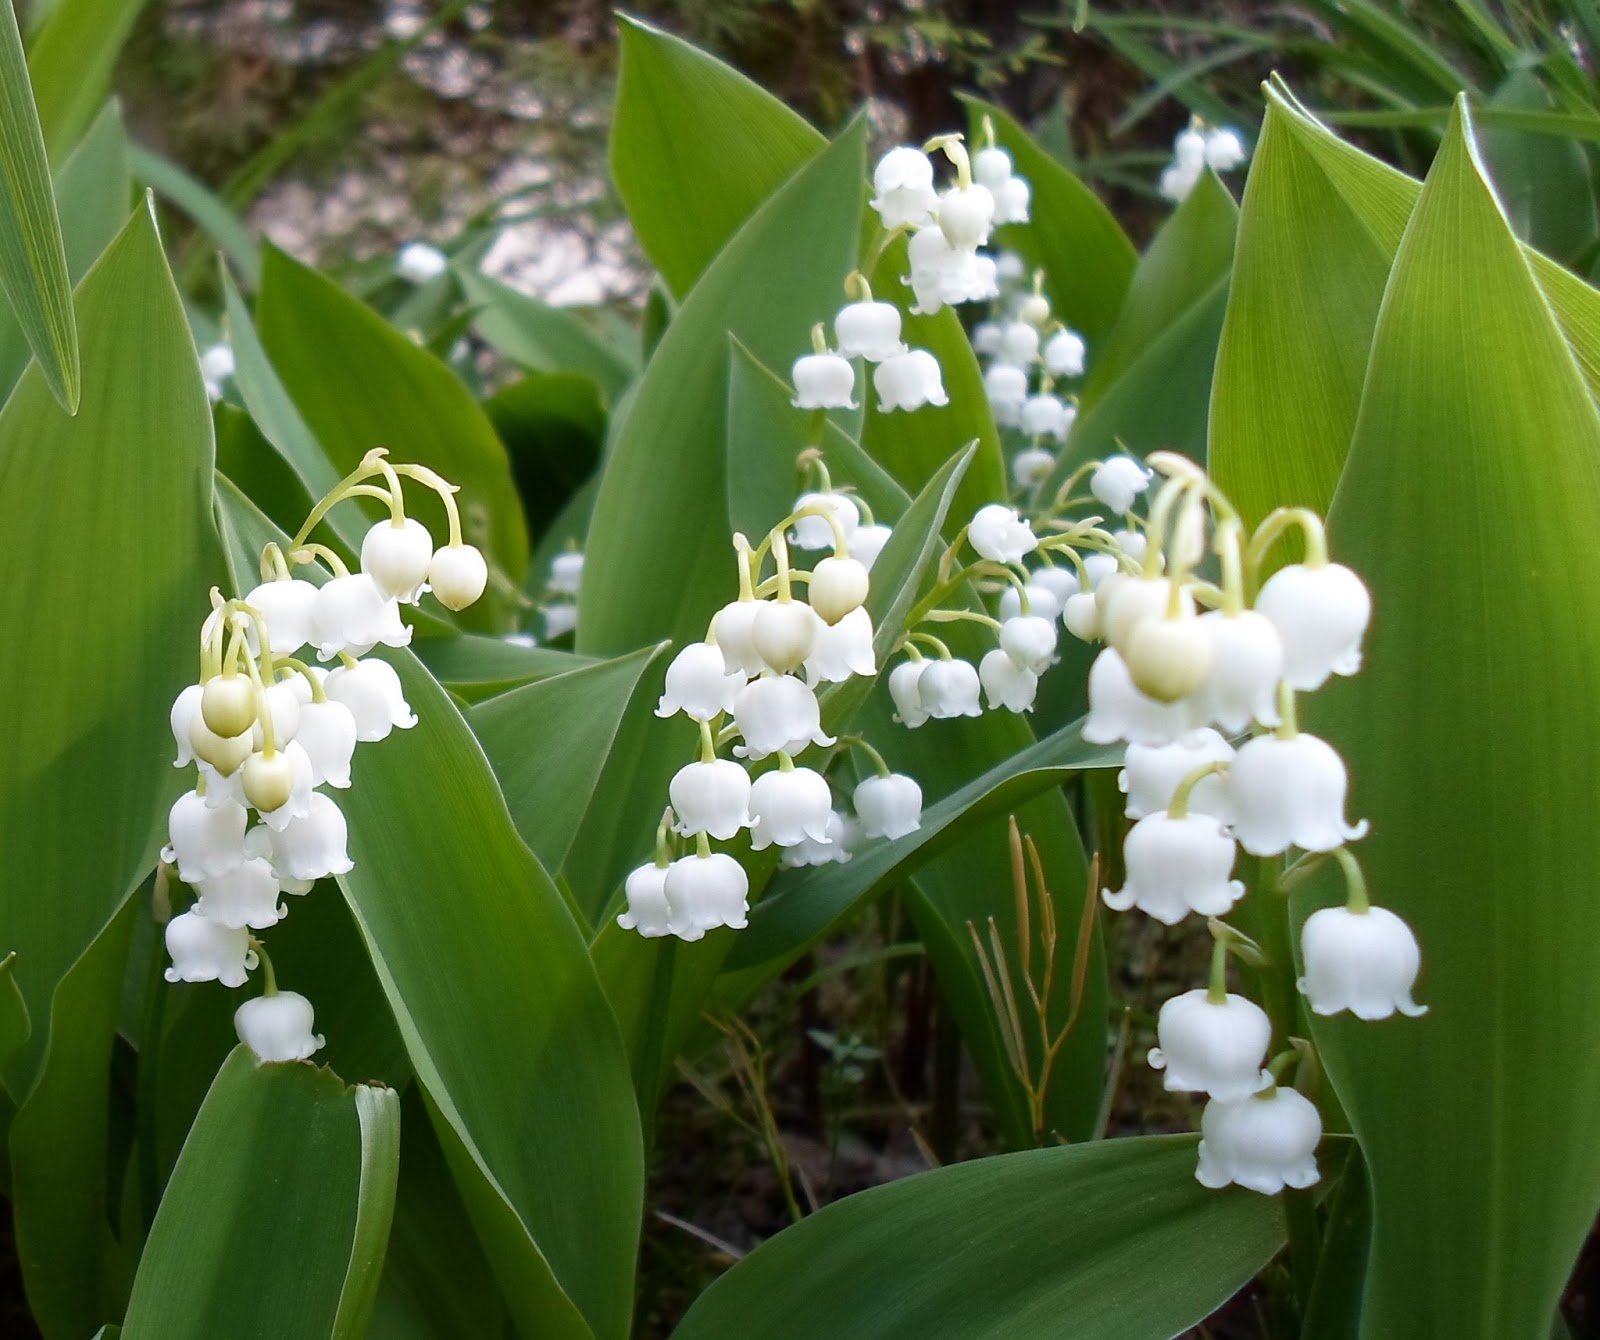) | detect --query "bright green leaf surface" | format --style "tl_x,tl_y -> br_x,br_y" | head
414,632 -> 594,701
609,15 -> 823,298
675,1136 -> 1286,1339
130,143 -> 260,287
1306,103 -> 1600,1336
121,1048 -> 399,1340
26,0 -> 144,162
0,203 -> 214,1090
0,0 -> 78,410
